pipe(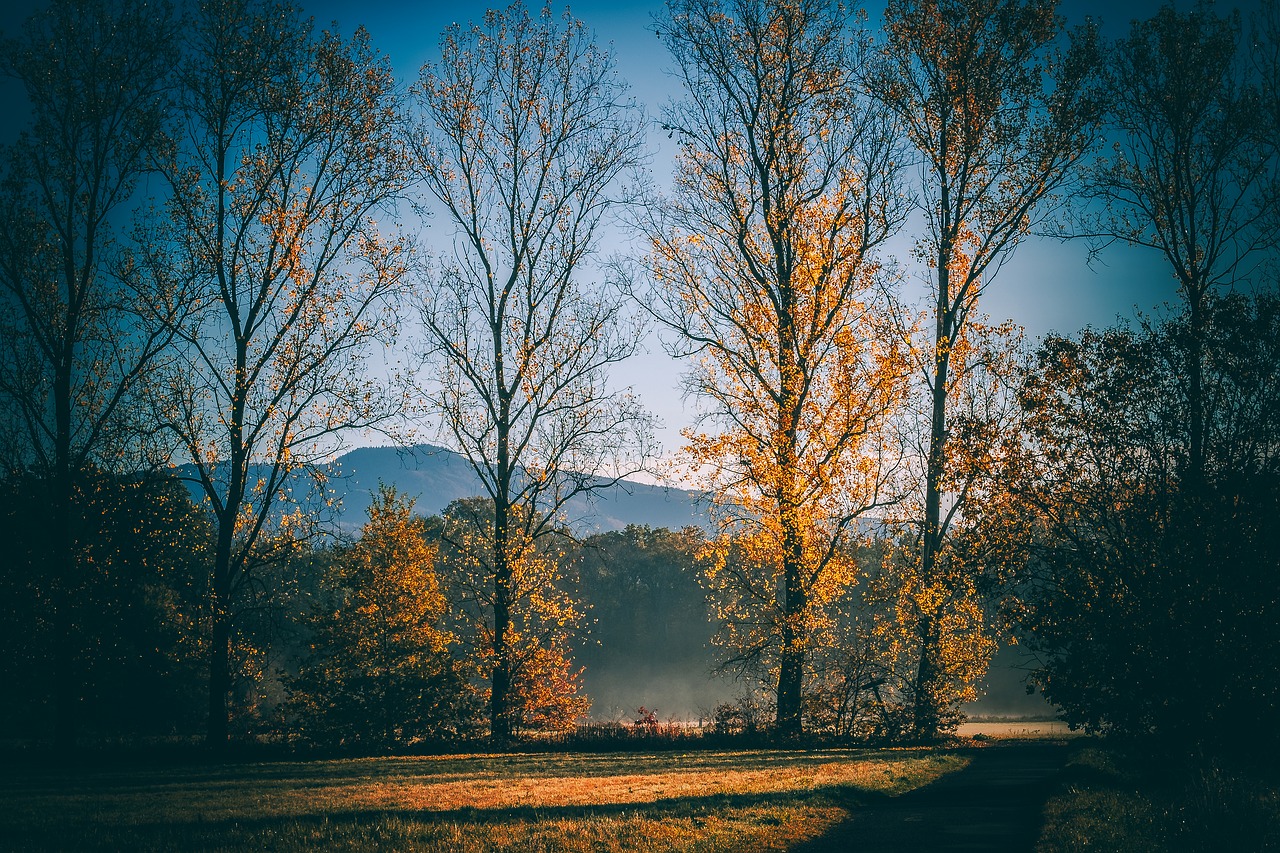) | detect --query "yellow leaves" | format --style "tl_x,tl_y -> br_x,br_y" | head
658,178 -> 912,699
323,485 -> 453,654
438,498 -> 588,731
